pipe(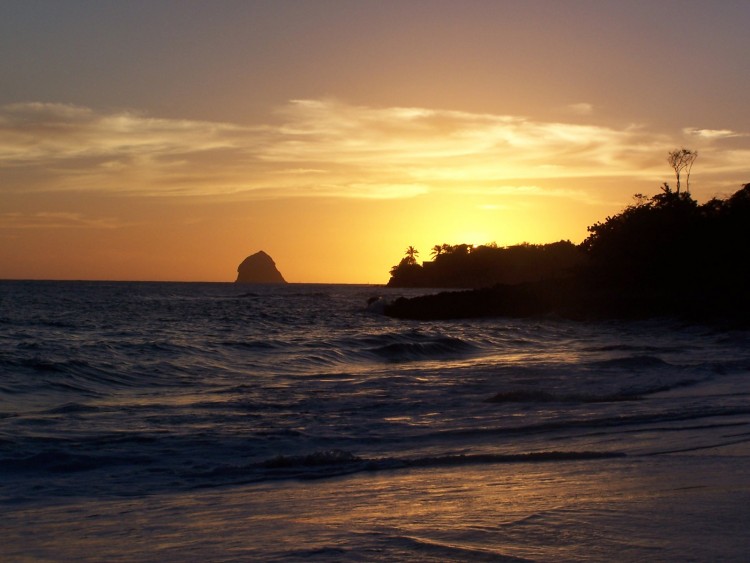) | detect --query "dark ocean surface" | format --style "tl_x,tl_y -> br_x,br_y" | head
1,281 -> 749,561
